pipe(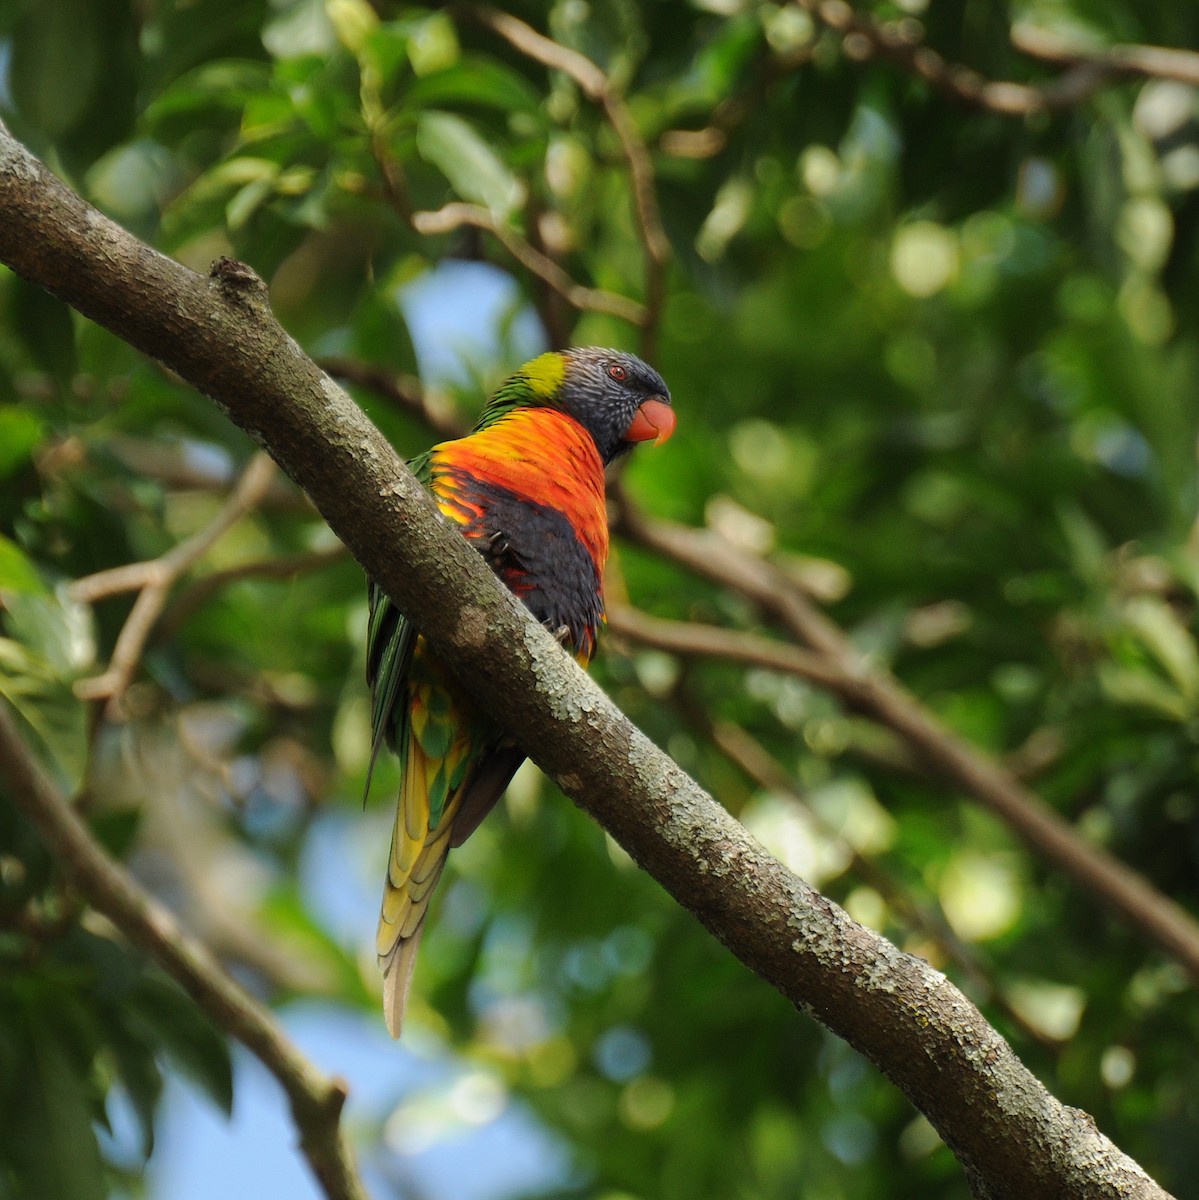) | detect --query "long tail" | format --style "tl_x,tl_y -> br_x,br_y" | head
376,729 -> 460,1037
